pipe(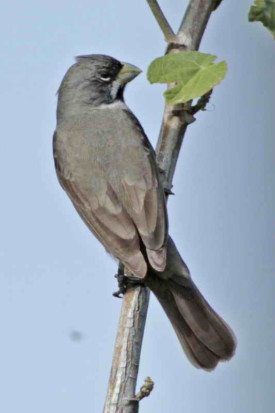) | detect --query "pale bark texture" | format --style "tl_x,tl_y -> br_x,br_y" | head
103,287 -> 150,413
